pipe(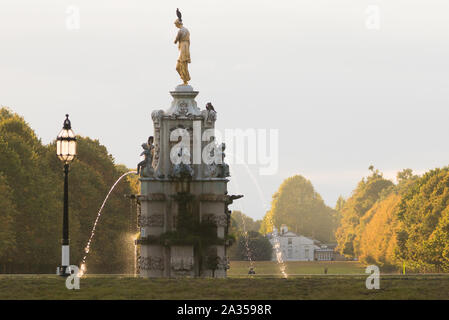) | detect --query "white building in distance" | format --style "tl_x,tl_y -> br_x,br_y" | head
268,225 -> 316,261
